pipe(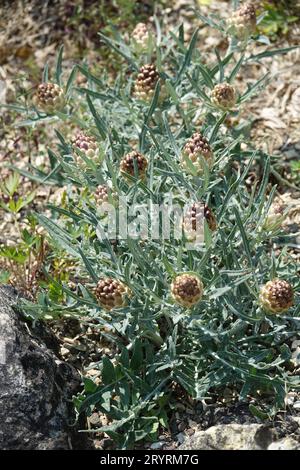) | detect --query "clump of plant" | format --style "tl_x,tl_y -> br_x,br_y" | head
15,2 -> 299,449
